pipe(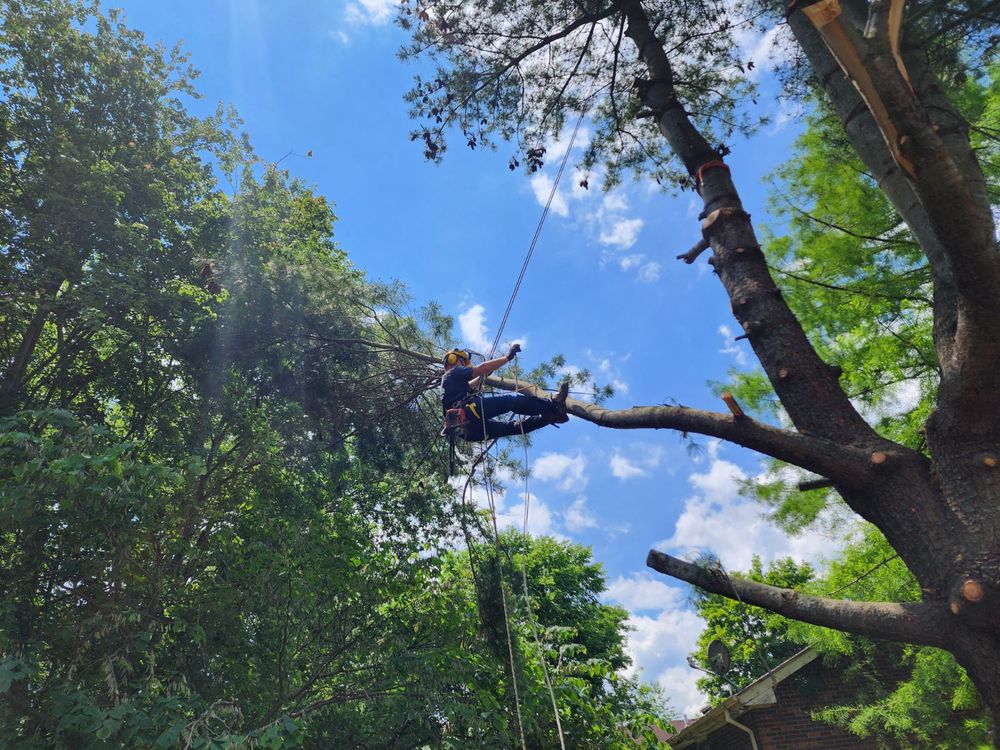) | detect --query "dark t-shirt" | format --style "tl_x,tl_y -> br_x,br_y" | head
441,365 -> 474,409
